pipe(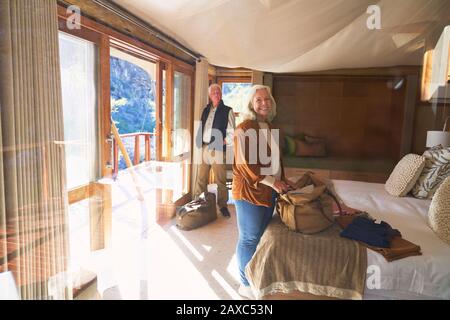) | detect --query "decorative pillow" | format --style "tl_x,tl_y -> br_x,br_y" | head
284,135 -> 296,155
295,139 -> 326,157
385,154 -> 426,197
428,176 -> 450,245
294,132 -> 306,141
411,146 -> 450,199
304,134 -> 325,144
